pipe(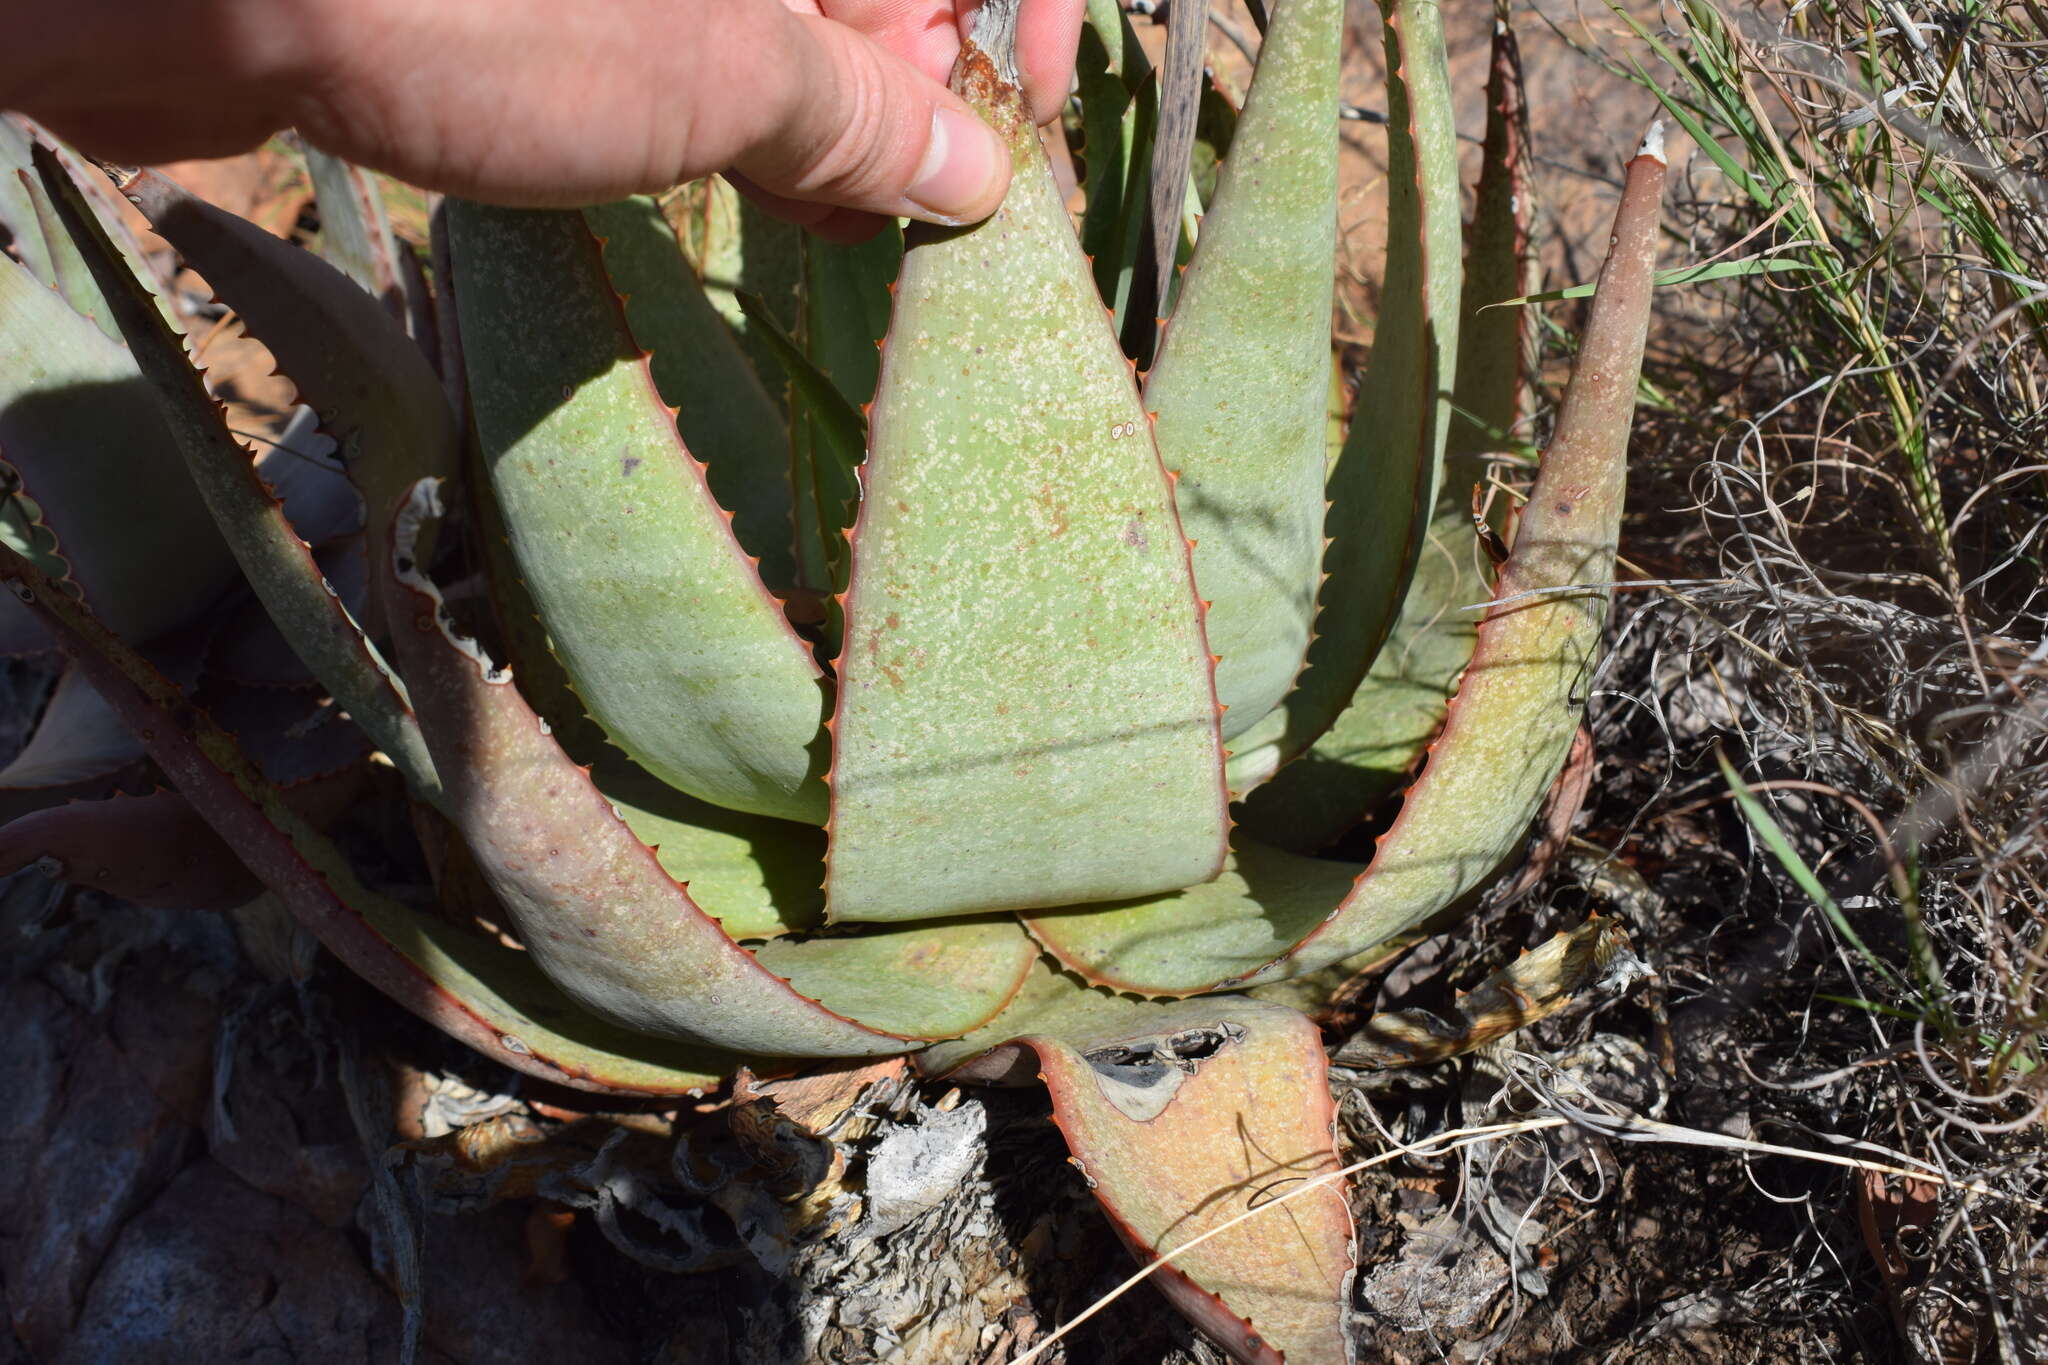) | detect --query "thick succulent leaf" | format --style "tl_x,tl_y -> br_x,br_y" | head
446,202 -> 829,823
1190,76 -> 1240,208
1238,17 -> 1533,851
36,149 -> 443,806
584,197 -> 799,590
301,146 -> 418,324
1076,12 -> 1159,345
789,227 -> 897,597
1024,839 -> 1359,995
0,253 -> 240,654
251,406 -> 363,547
1445,16 -> 1537,462
1084,0 -> 1150,82
672,177 -> 805,415
732,287 -> 863,601
207,684 -> 372,786
0,787 -> 264,910
384,480 -> 1030,1051
16,168 -> 114,340
1025,130 -> 1670,992
827,31 -> 1229,922
1236,476 -> 1490,850
749,917 -> 1039,1039
591,758 -> 826,940
0,538 -> 733,1095
0,117 -> 58,287
115,168 -> 455,569
209,541 -> 368,687
1147,0 -> 1208,315
604,743 -> 1044,1023
0,662 -> 140,788
1144,0 -> 1339,742
948,991 -> 1355,1365
1223,0 -> 1463,795
1,116 -> 172,326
